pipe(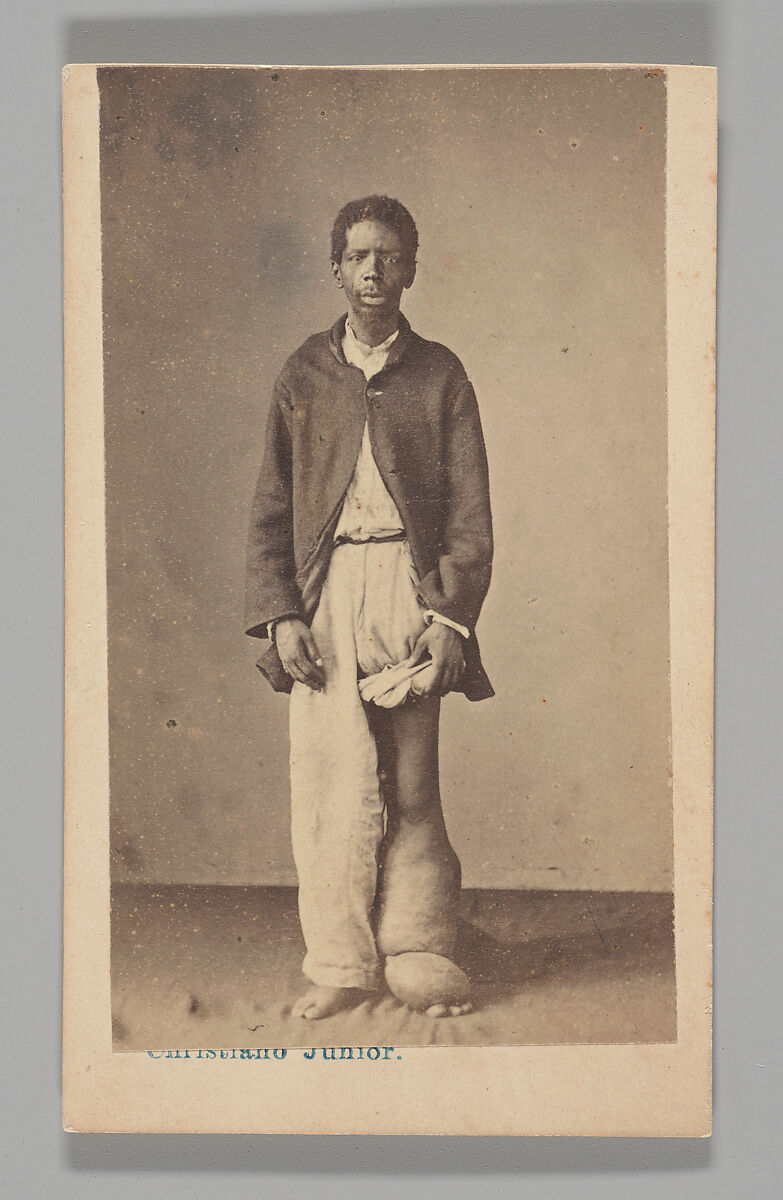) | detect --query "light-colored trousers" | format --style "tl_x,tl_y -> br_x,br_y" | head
289,540 -> 459,989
